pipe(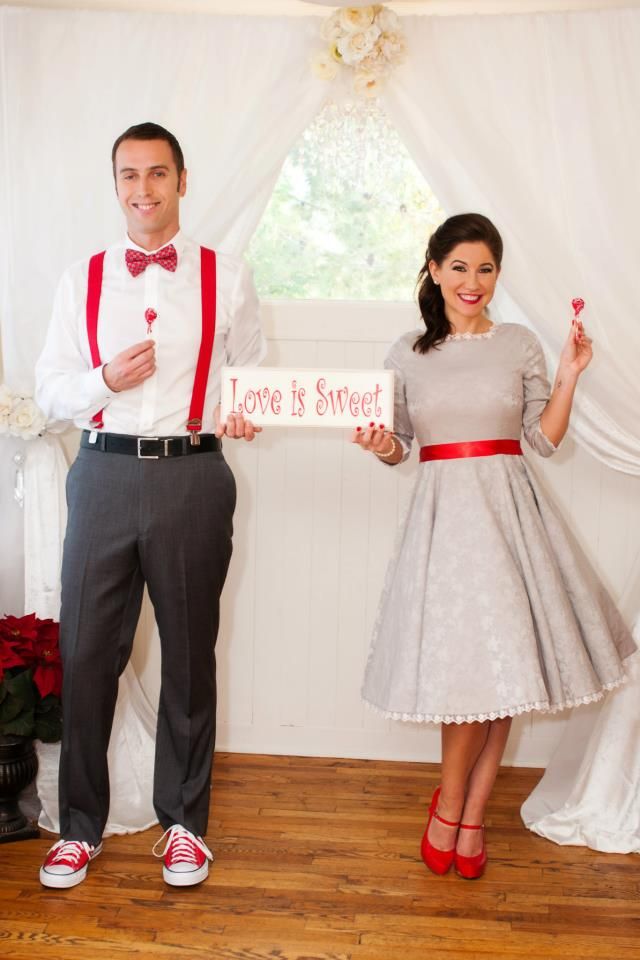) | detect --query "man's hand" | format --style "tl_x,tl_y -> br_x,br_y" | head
103,341 -> 156,393
214,405 -> 262,442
